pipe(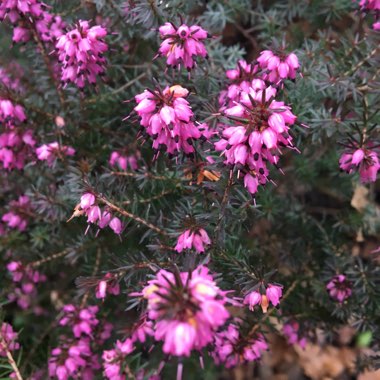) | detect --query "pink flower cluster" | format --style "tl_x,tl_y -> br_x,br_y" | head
49,337 -> 101,380
0,322 -> 20,356
257,50 -> 300,84
244,283 -> 283,313
0,98 -> 26,126
7,260 -> 46,311
0,0 -> 65,44
36,141 -> 75,166
2,195 -> 31,232
0,97 -> 37,171
59,305 -> 100,337
219,59 -> 264,108
78,193 -> 123,235
136,265 -> 230,357
0,129 -> 35,170
134,85 -> 204,156
212,322 -> 268,368
283,321 -> 307,349
95,273 -> 120,300
359,0 -> 380,29
109,150 -> 140,171
102,338 -> 134,380
339,147 -> 379,183
49,304 -> 112,380
102,317 -> 154,379
326,274 -> 352,303
56,20 -> 108,88
175,228 -> 211,253
215,85 -> 298,194
158,22 -> 209,70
